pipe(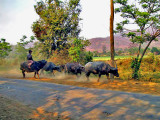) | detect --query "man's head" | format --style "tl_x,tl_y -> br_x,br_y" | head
29,50 -> 32,54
